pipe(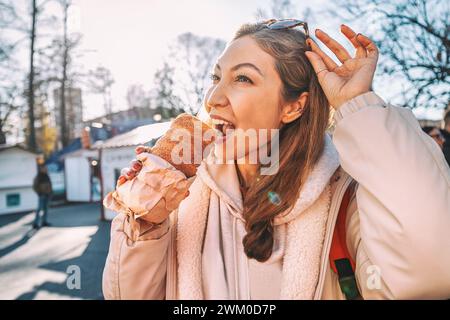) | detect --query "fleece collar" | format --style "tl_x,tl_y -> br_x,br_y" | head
176,133 -> 341,300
